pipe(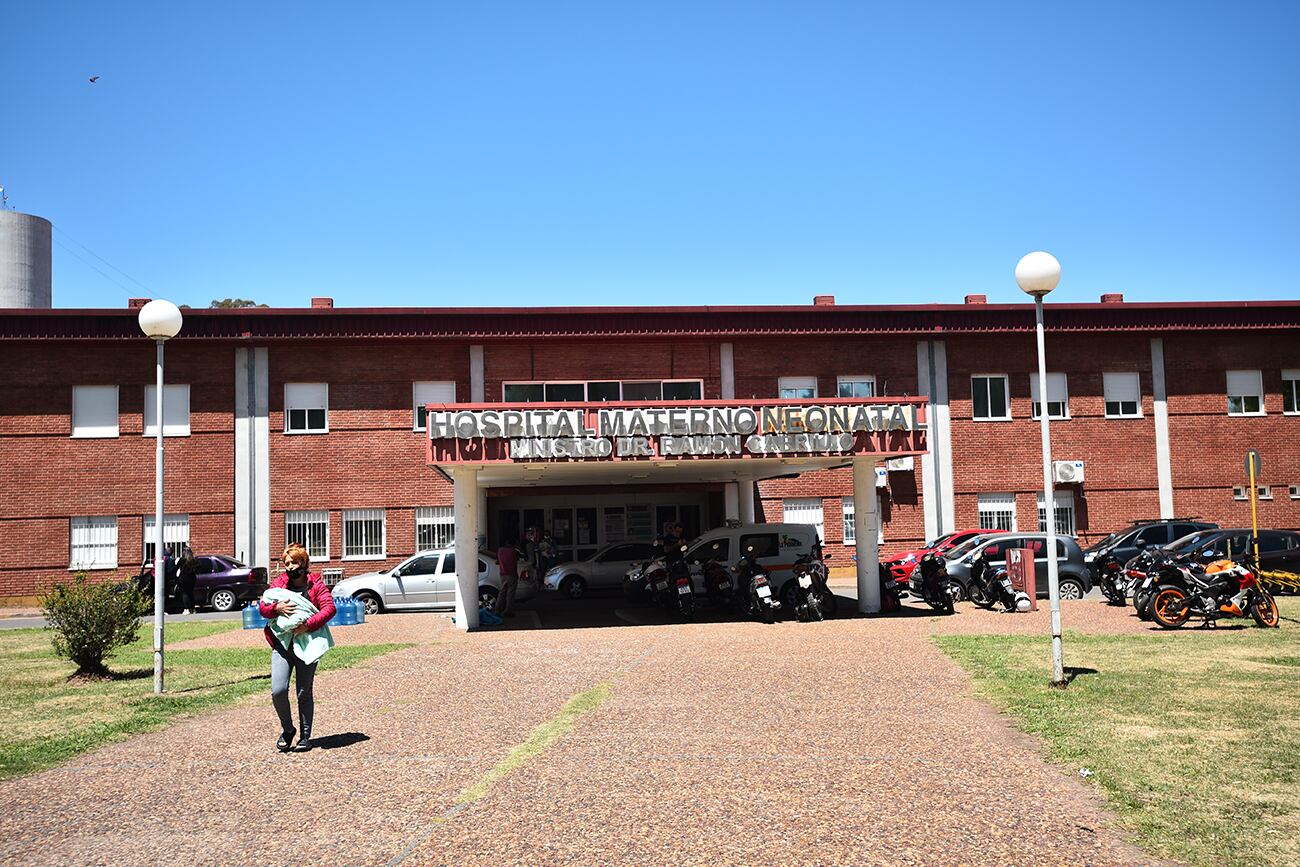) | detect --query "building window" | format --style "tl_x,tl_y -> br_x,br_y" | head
778,376 -> 817,399
840,496 -> 882,545
416,506 -> 455,550
977,493 -> 1017,531
836,376 -> 876,398
285,510 -> 329,561
1283,370 -> 1299,415
1290,485 -> 1299,500
71,385 -> 119,438
501,380 -> 704,402
1103,372 -> 1141,418
143,384 -> 191,437
285,383 -> 328,433
1226,370 -> 1264,416
70,517 -> 118,570
343,509 -> 385,559
782,497 -> 825,545
1233,486 -> 1272,501
142,514 -> 190,563
971,375 -> 1010,421
413,381 -> 456,431
1030,373 -> 1070,420
1036,491 -> 1076,535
